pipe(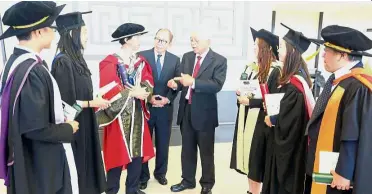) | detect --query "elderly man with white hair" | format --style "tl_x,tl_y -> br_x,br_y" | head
167,26 -> 227,194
